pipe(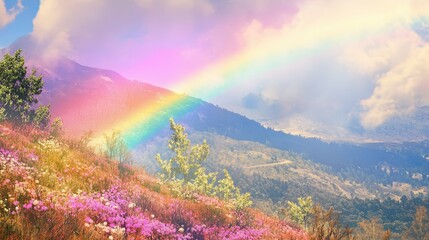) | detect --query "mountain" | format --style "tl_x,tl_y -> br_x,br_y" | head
3,47 -> 429,234
356,106 -> 429,142
2,48 -> 427,196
